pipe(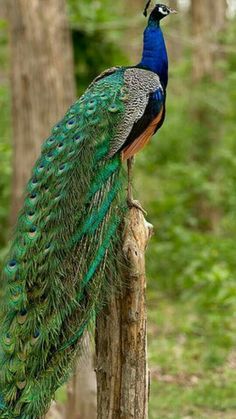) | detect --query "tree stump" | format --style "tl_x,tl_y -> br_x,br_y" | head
96,207 -> 153,419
